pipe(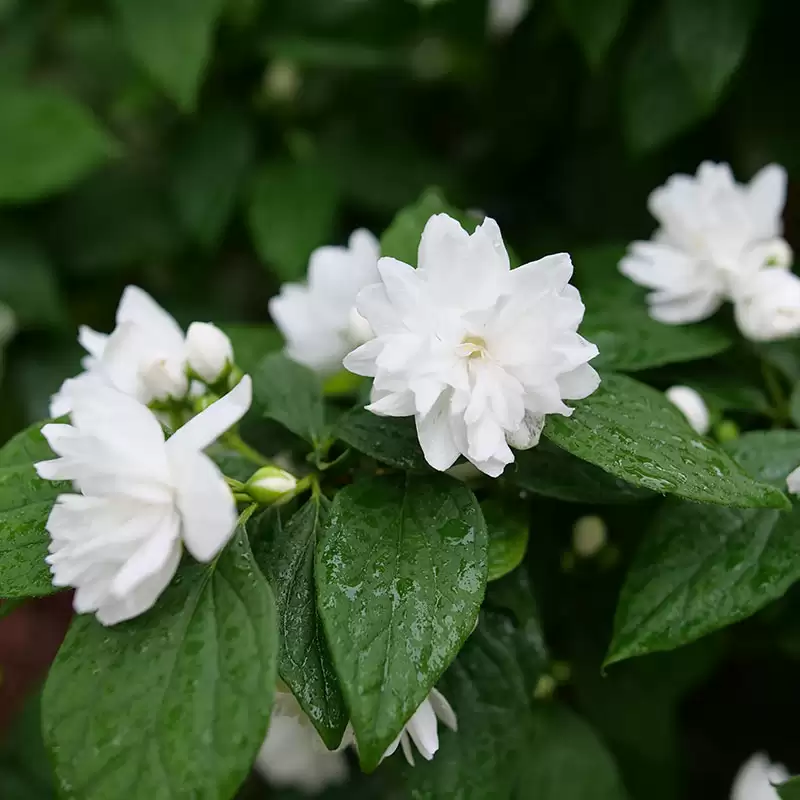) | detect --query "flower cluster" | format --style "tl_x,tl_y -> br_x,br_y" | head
620,162 -> 800,341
